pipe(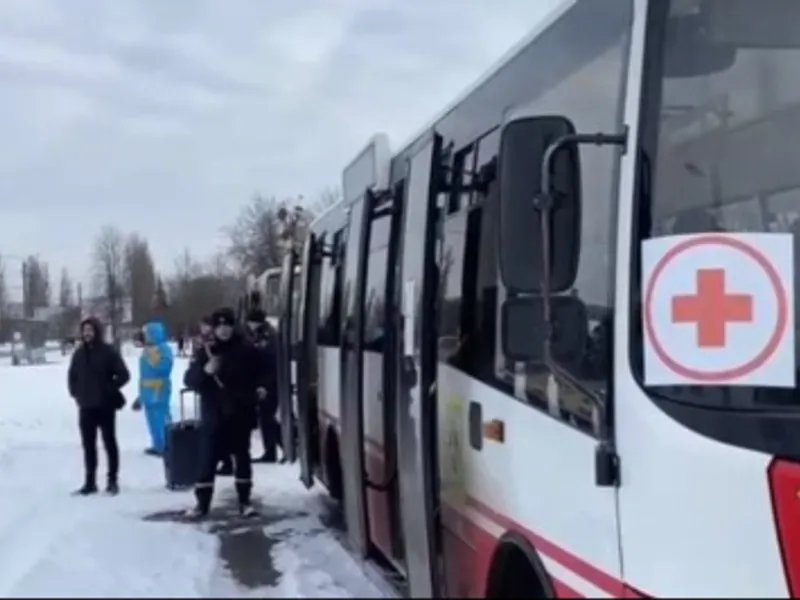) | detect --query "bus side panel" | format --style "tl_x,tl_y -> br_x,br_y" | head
438,365 -> 623,598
